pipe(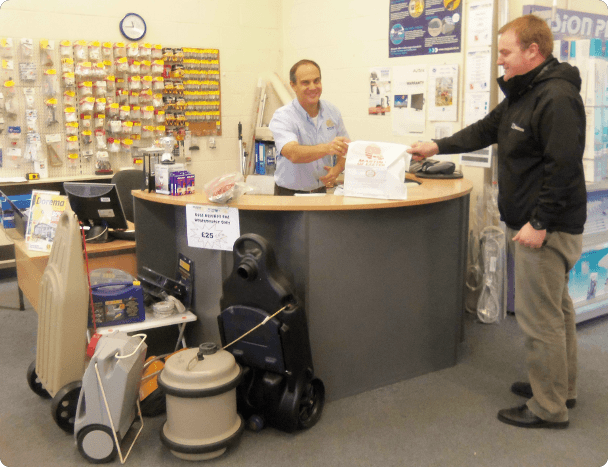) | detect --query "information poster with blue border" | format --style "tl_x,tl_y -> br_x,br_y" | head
389,0 -> 463,58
